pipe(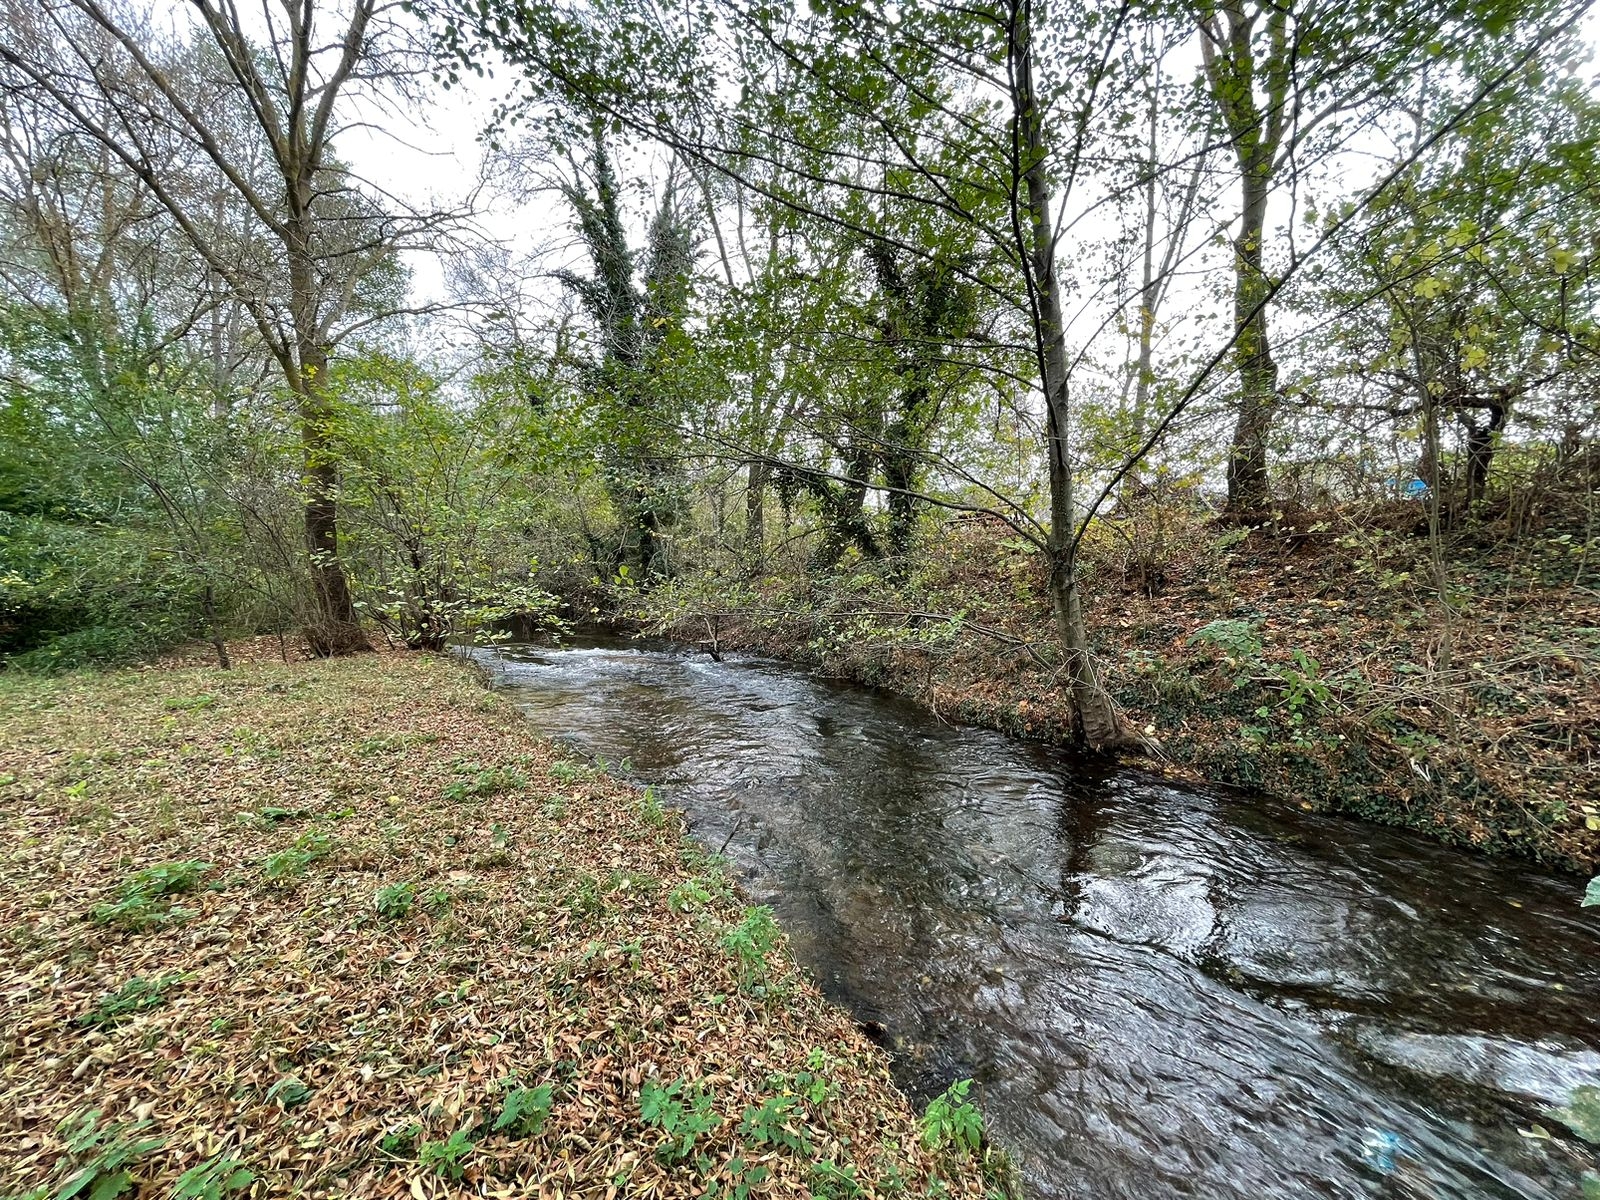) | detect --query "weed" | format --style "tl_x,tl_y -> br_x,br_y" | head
713,1157 -> 771,1200
424,887 -> 454,916
266,1075 -> 311,1110
638,786 -> 669,827
79,974 -> 182,1030
548,760 -> 586,784
378,1123 -> 421,1158
565,873 -> 606,919
171,1154 -> 255,1199
27,1110 -> 165,1200
418,1129 -> 475,1180
252,805 -> 309,828
721,906 -> 781,993
811,1160 -> 864,1198
493,1083 -> 554,1138
738,1094 -> 809,1153
373,881 -> 416,919
441,765 -> 526,803
668,879 -> 714,913
921,1079 -> 984,1155
162,694 -> 217,712
91,860 -> 211,931
639,1077 -> 721,1164
262,830 -> 333,883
